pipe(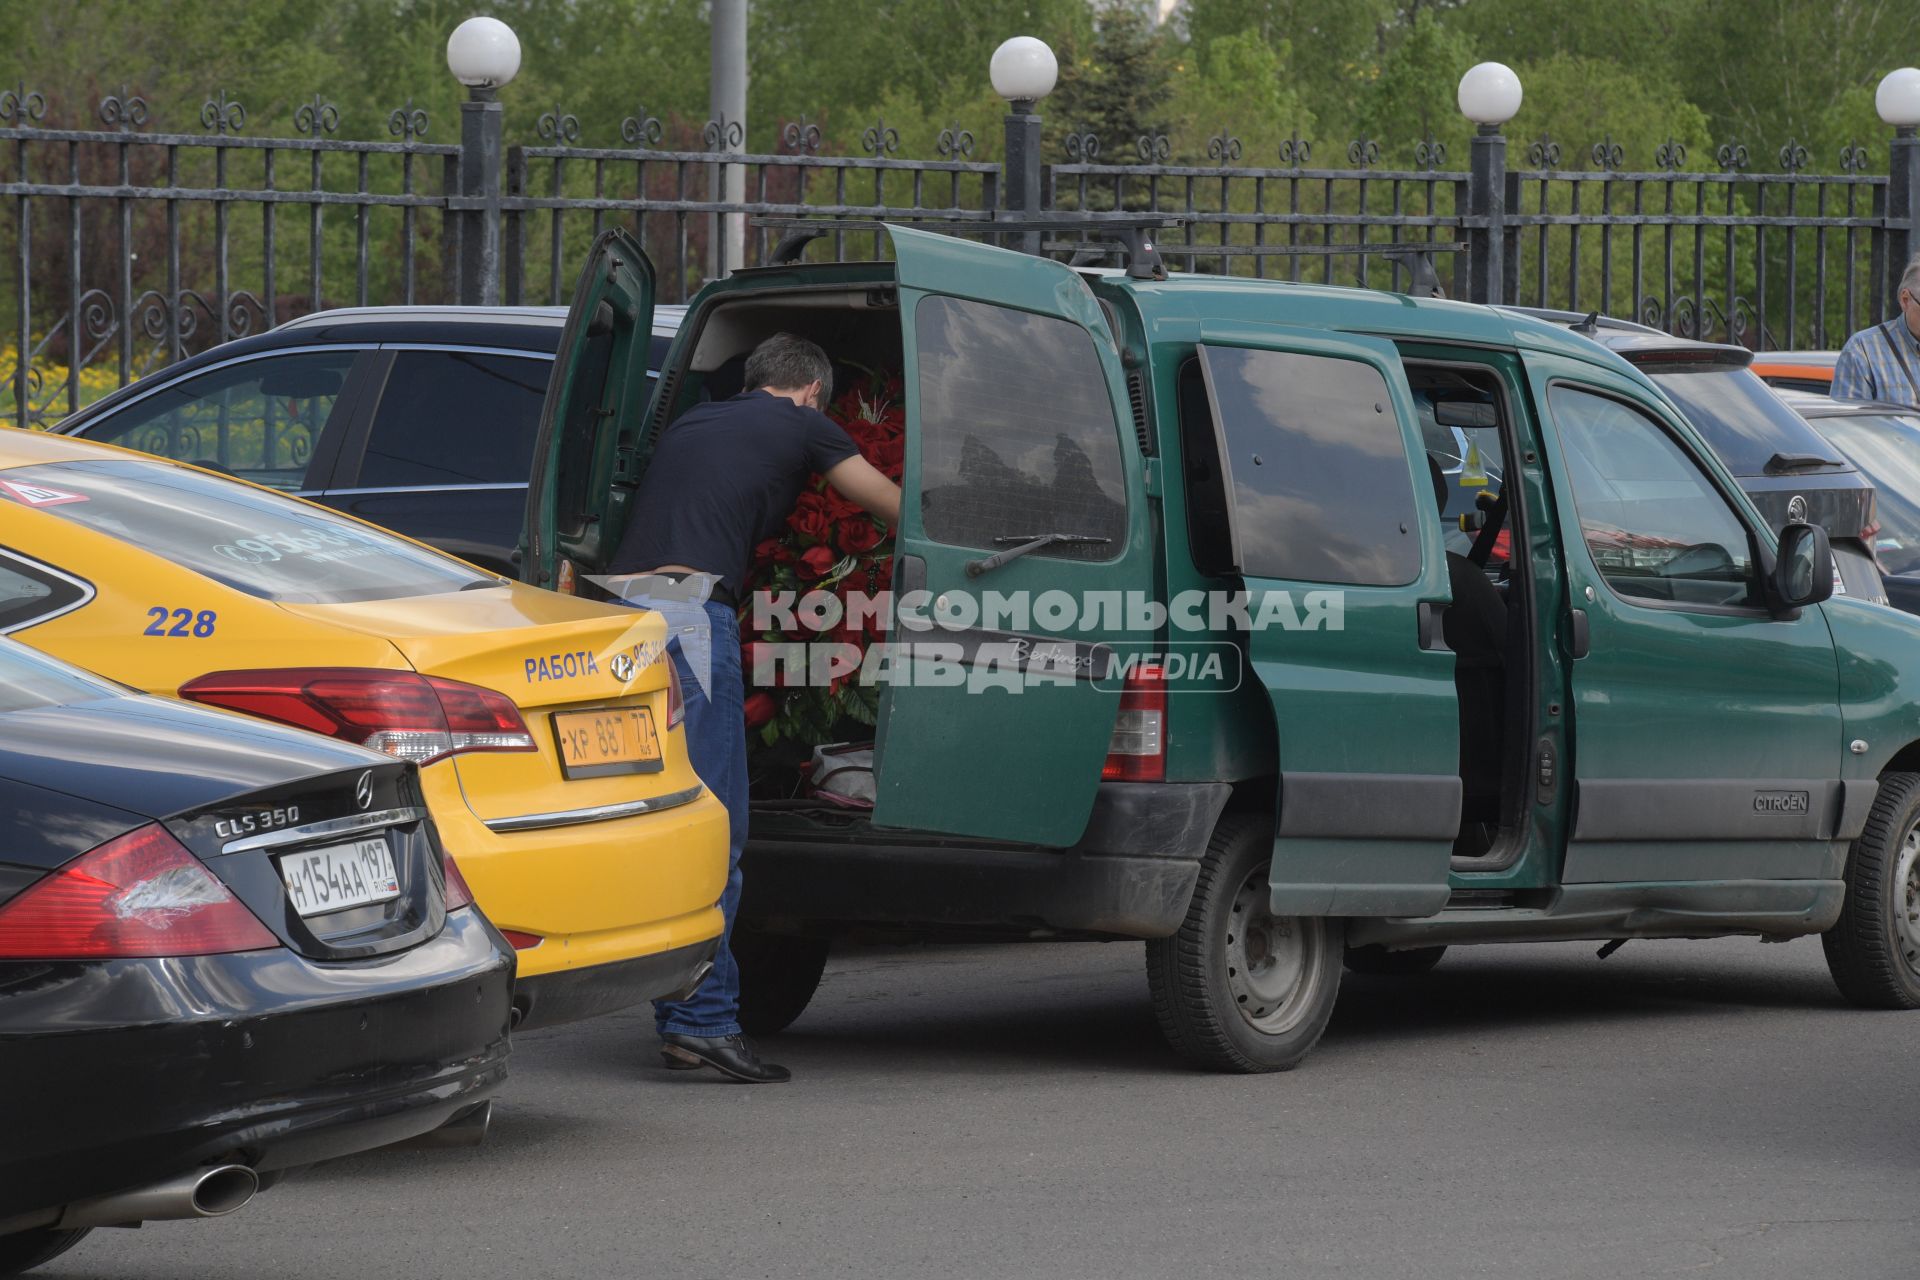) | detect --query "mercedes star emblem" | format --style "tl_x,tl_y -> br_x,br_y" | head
354,770 -> 374,811
1787,494 -> 1809,523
